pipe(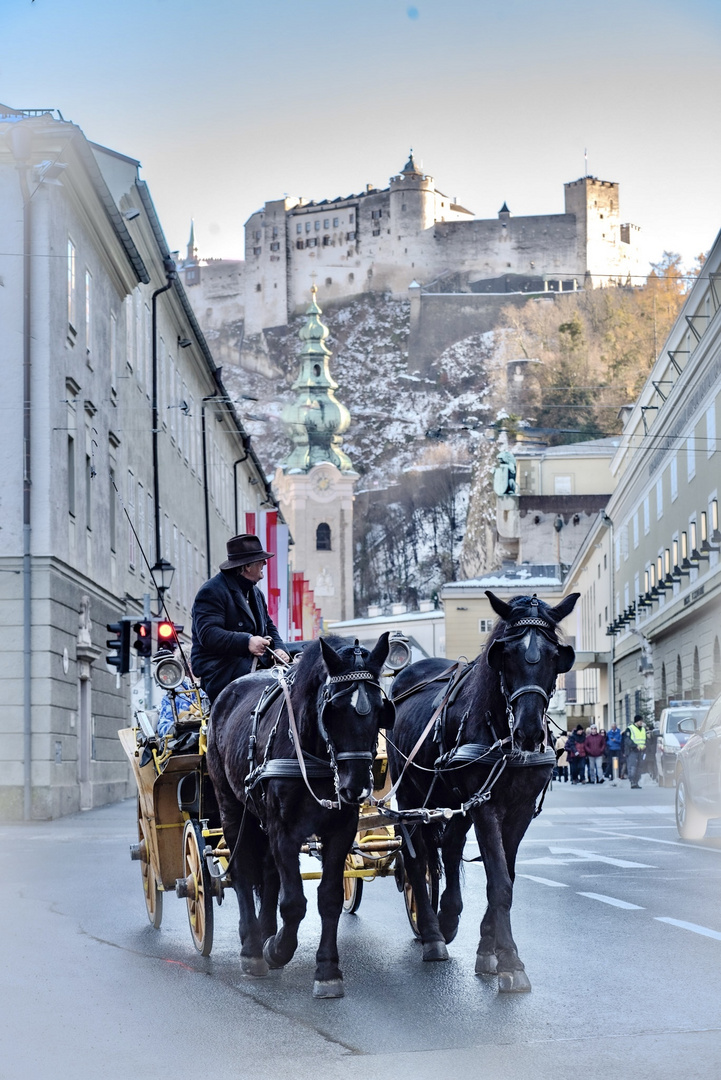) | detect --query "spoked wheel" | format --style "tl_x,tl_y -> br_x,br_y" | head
138,801 -> 162,929
181,819 -> 214,955
402,863 -> 439,940
342,852 -> 364,914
